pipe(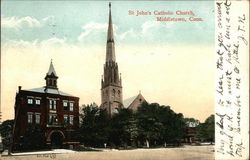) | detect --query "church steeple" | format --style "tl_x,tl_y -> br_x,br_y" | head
45,60 -> 58,89
101,3 -> 123,115
106,2 -> 116,62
